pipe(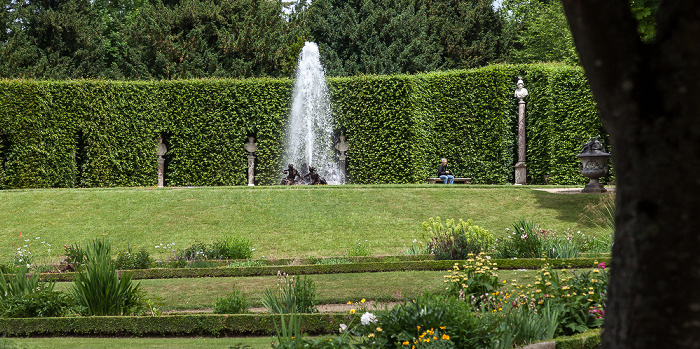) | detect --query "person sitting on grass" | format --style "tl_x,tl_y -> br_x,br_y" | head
438,158 -> 454,184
